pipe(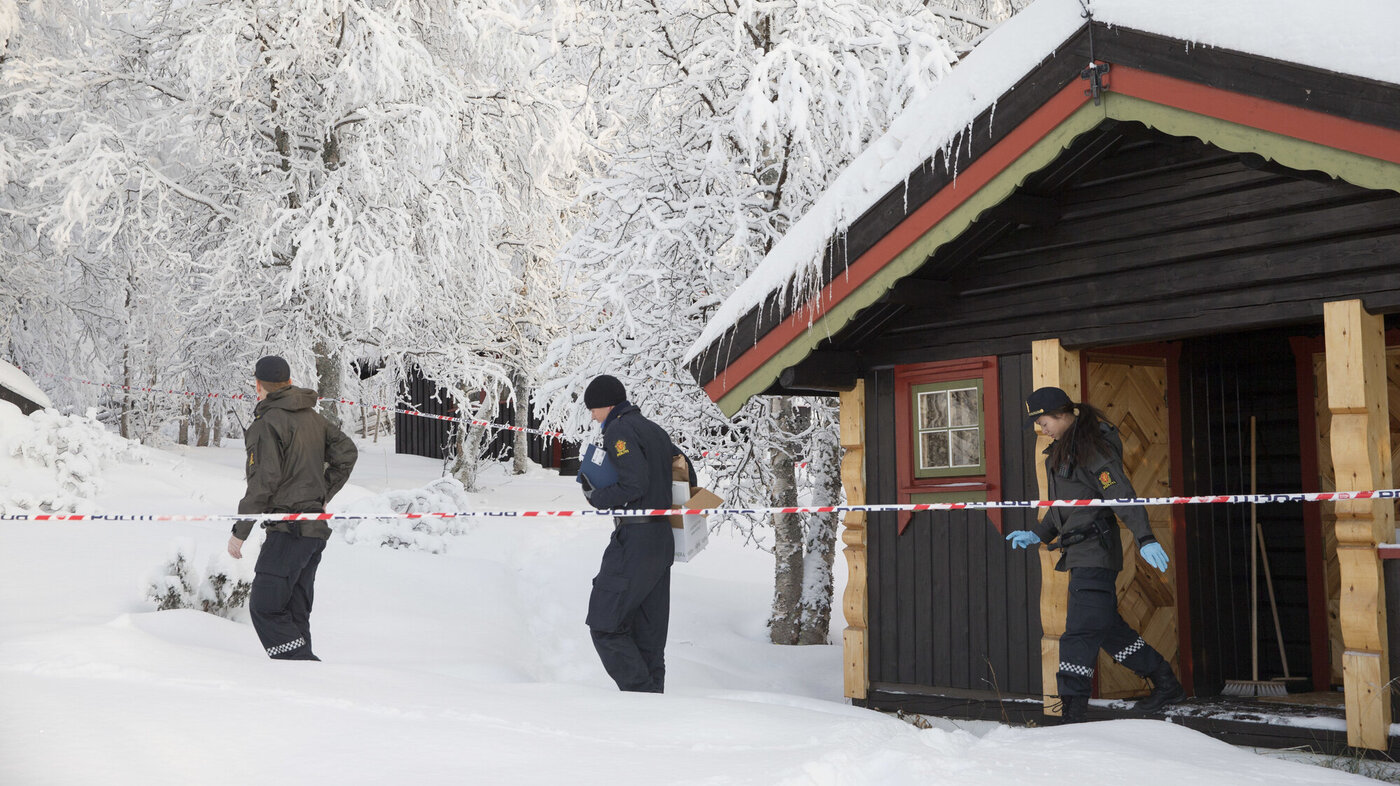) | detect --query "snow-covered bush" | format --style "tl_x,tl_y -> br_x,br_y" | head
146,540 -> 251,619
336,476 -> 476,554
0,401 -> 143,513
